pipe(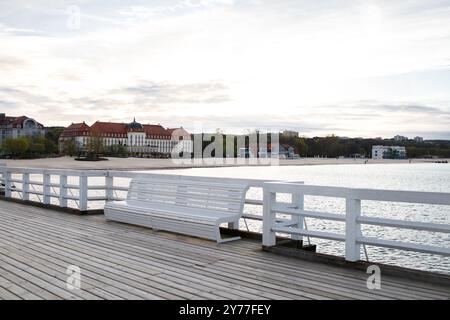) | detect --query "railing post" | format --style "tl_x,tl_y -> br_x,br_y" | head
262,187 -> 277,247
79,175 -> 88,212
60,175 -> 68,208
105,175 -> 114,201
345,196 -> 362,261
22,173 -> 30,201
291,193 -> 305,241
3,168 -> 11,198
43,173 -> 51,205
